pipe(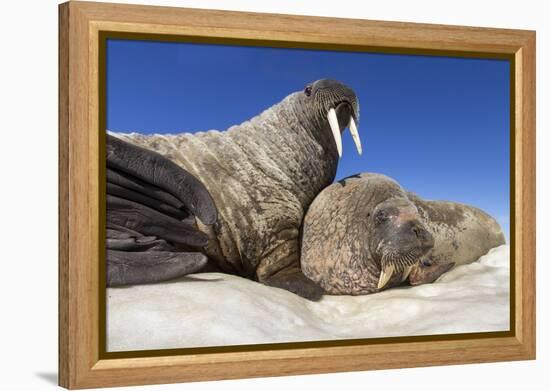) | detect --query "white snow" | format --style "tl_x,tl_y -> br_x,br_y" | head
106,245 -> 510,352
